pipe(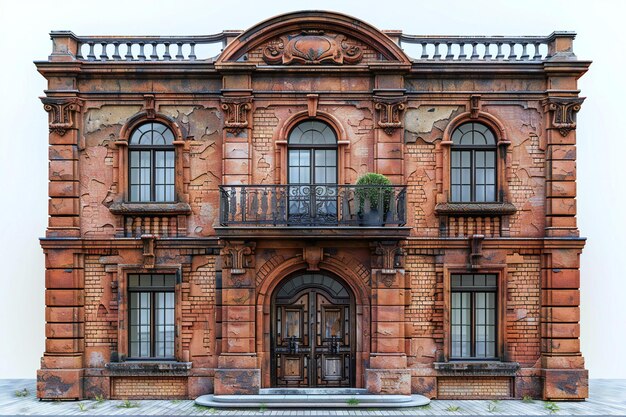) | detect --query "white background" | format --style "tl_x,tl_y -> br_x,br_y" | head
0,0 -> 624,379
